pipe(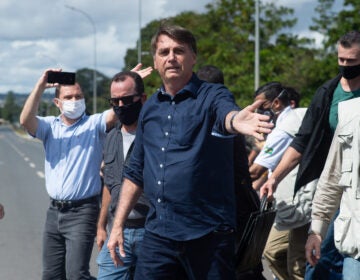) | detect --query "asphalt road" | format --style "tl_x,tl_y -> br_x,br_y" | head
0,124 -> 273,279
